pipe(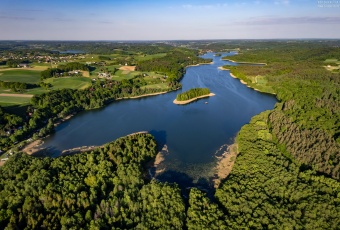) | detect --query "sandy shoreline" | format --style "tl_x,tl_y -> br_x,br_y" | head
213,143 -> 238,188
22,140 -> 44,155
173,93 -> 215,105
127,91 -> 168,99
147,144 -> 169,178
